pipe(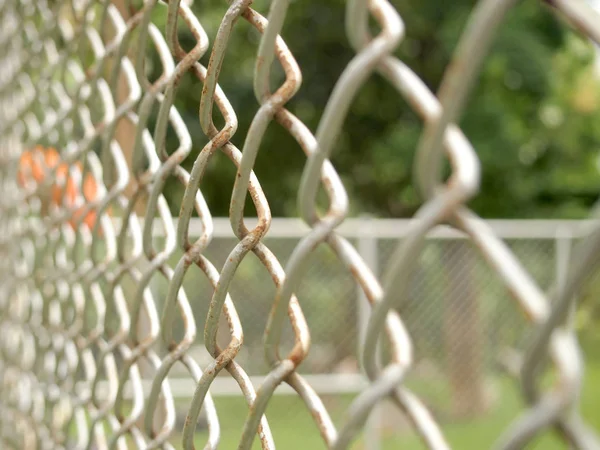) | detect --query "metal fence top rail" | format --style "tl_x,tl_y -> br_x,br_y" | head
177,217 -> 599,239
